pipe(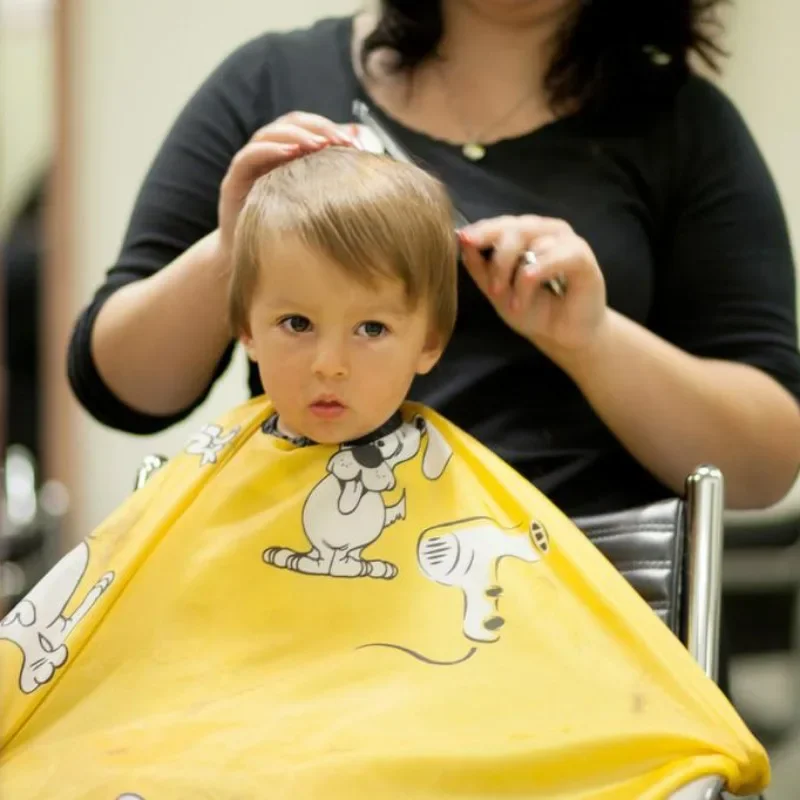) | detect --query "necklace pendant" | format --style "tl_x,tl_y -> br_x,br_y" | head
462,142 -> 486,161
